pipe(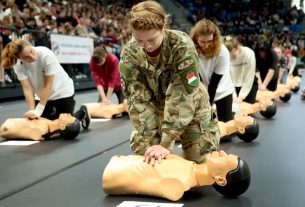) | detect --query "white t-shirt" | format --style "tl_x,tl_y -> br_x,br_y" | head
199,44 -> 233,101
13,46 -> 74,100
230,46 -> 256,100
